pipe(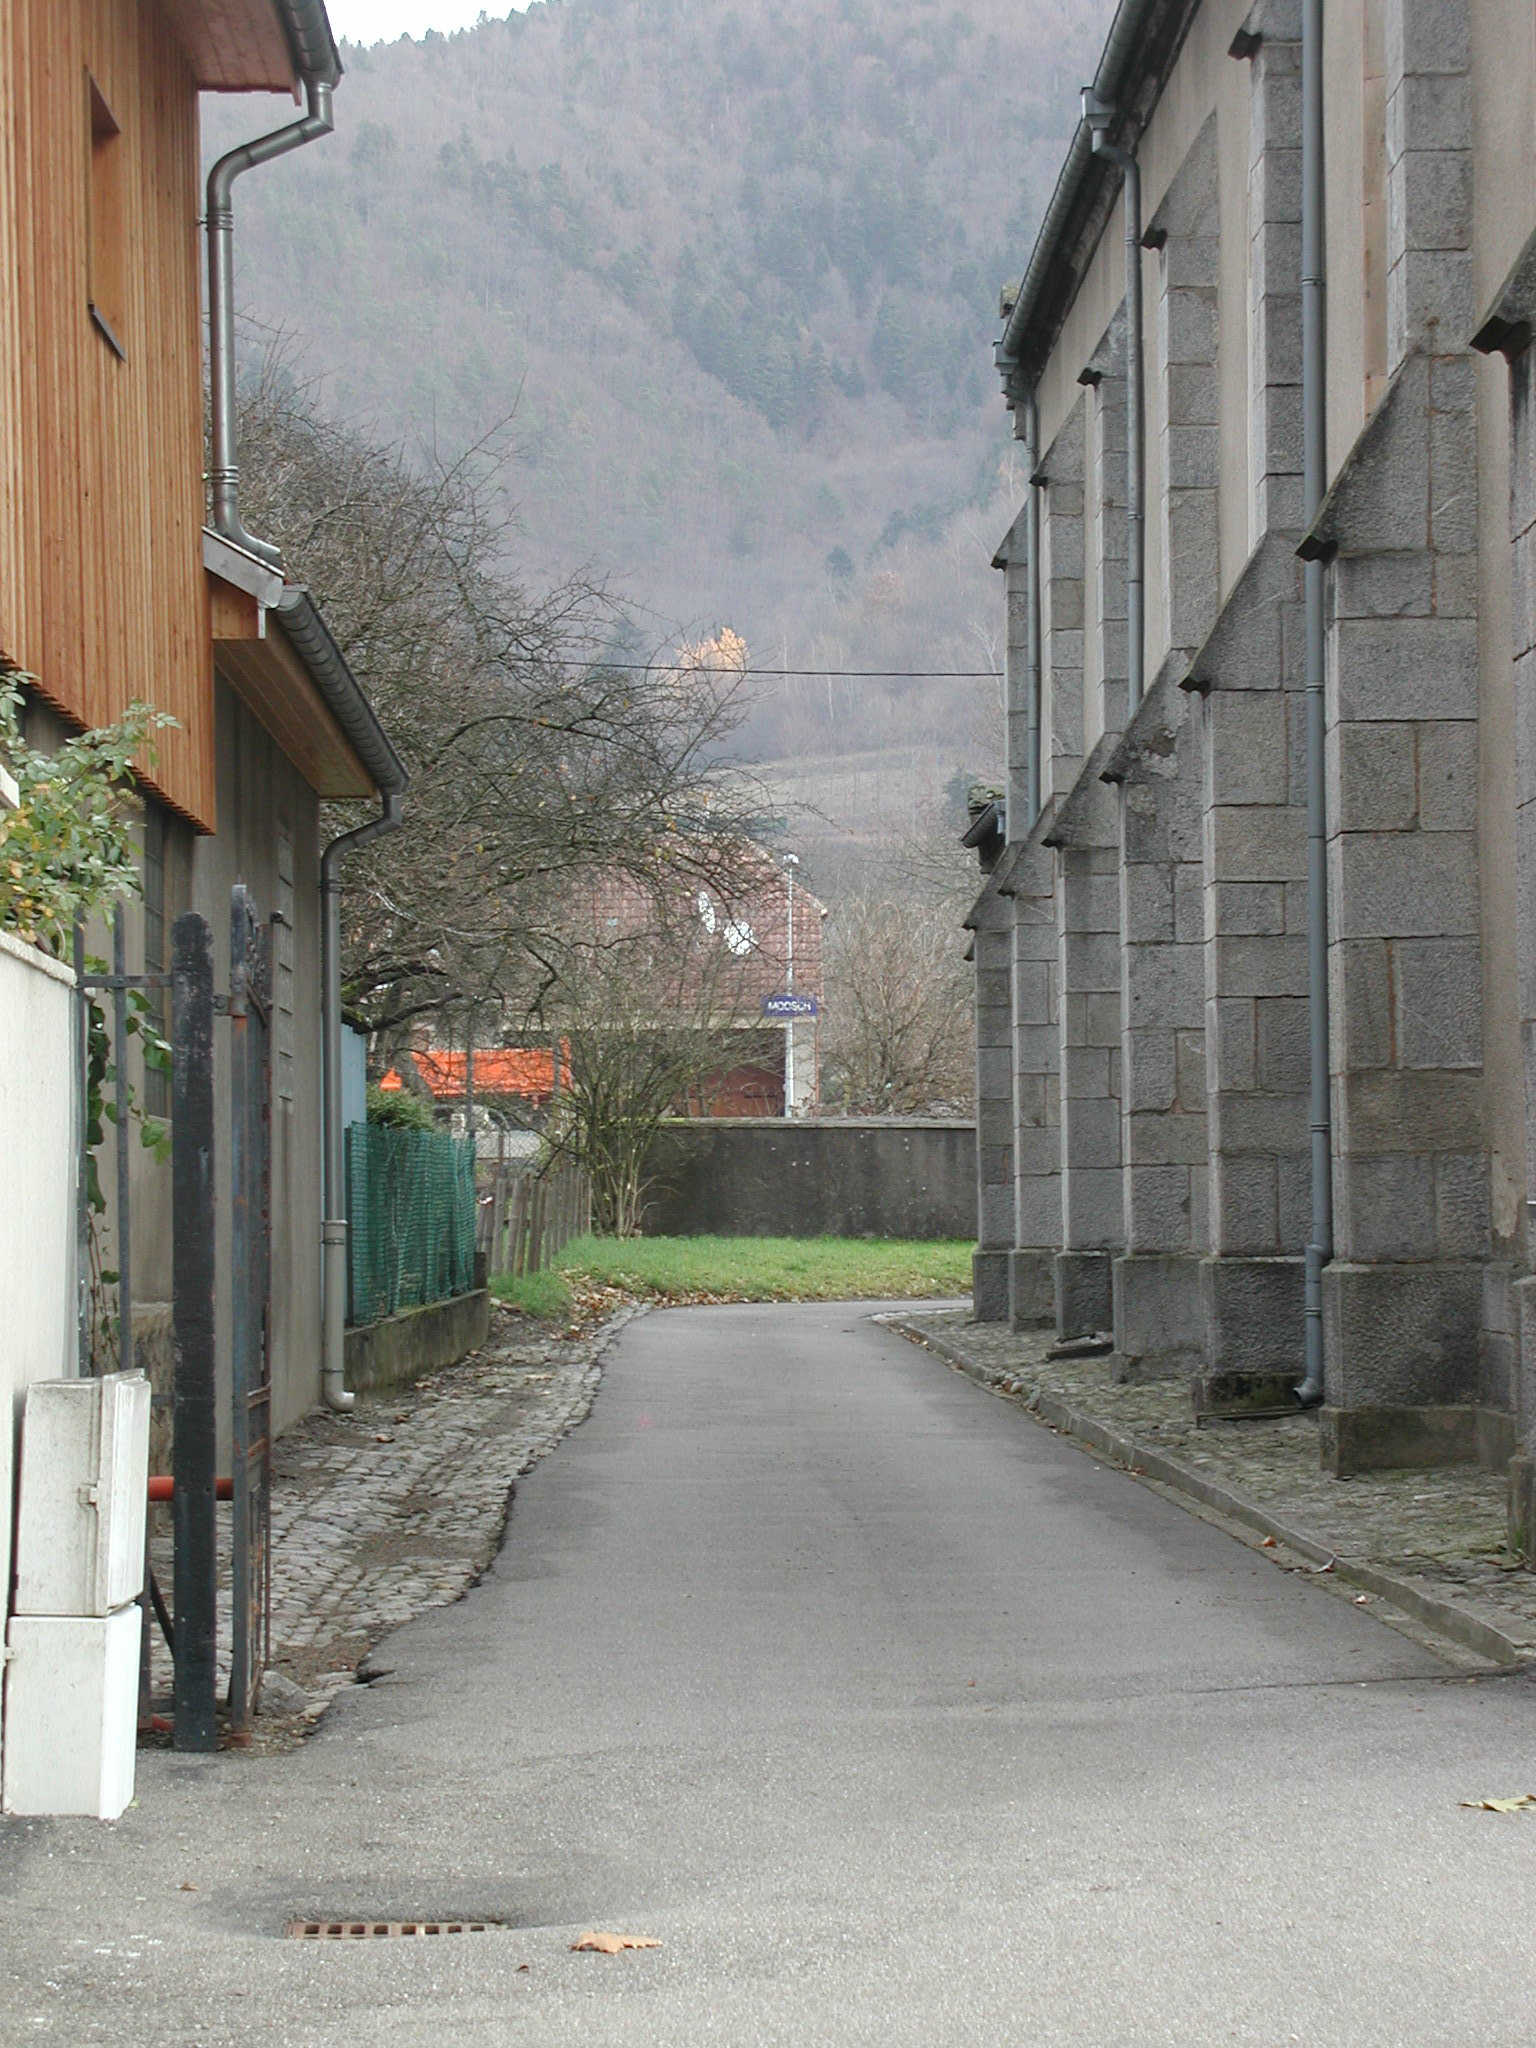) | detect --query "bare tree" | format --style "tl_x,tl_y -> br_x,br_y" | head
235,358 -> 757,1043
819,822 -> 976,1115
539,883 -> 766,1235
